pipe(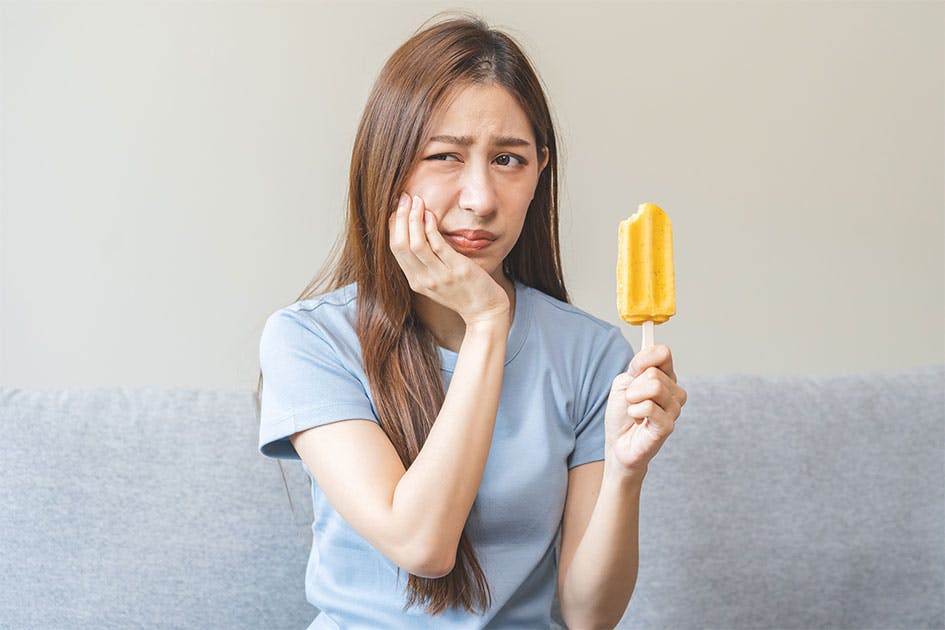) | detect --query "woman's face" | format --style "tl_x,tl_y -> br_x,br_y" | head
402,83 -> 549,283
